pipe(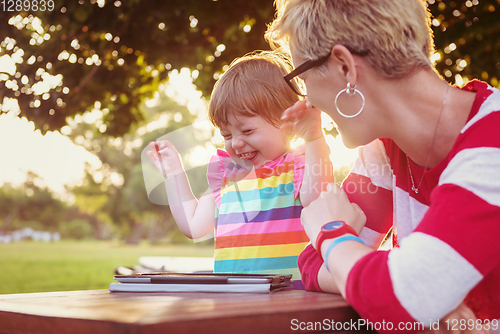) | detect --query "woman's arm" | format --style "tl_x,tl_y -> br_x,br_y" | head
301,183 -> 490,334
317,263 -> 341,294
297,241 -> 340,293
300,183 -> 370,295
302,163 -> 500,331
